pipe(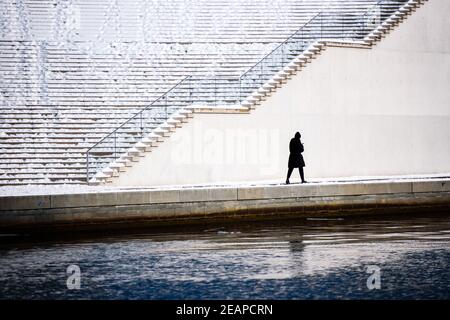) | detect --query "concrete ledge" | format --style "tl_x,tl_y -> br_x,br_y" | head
0,178 -> 449,232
